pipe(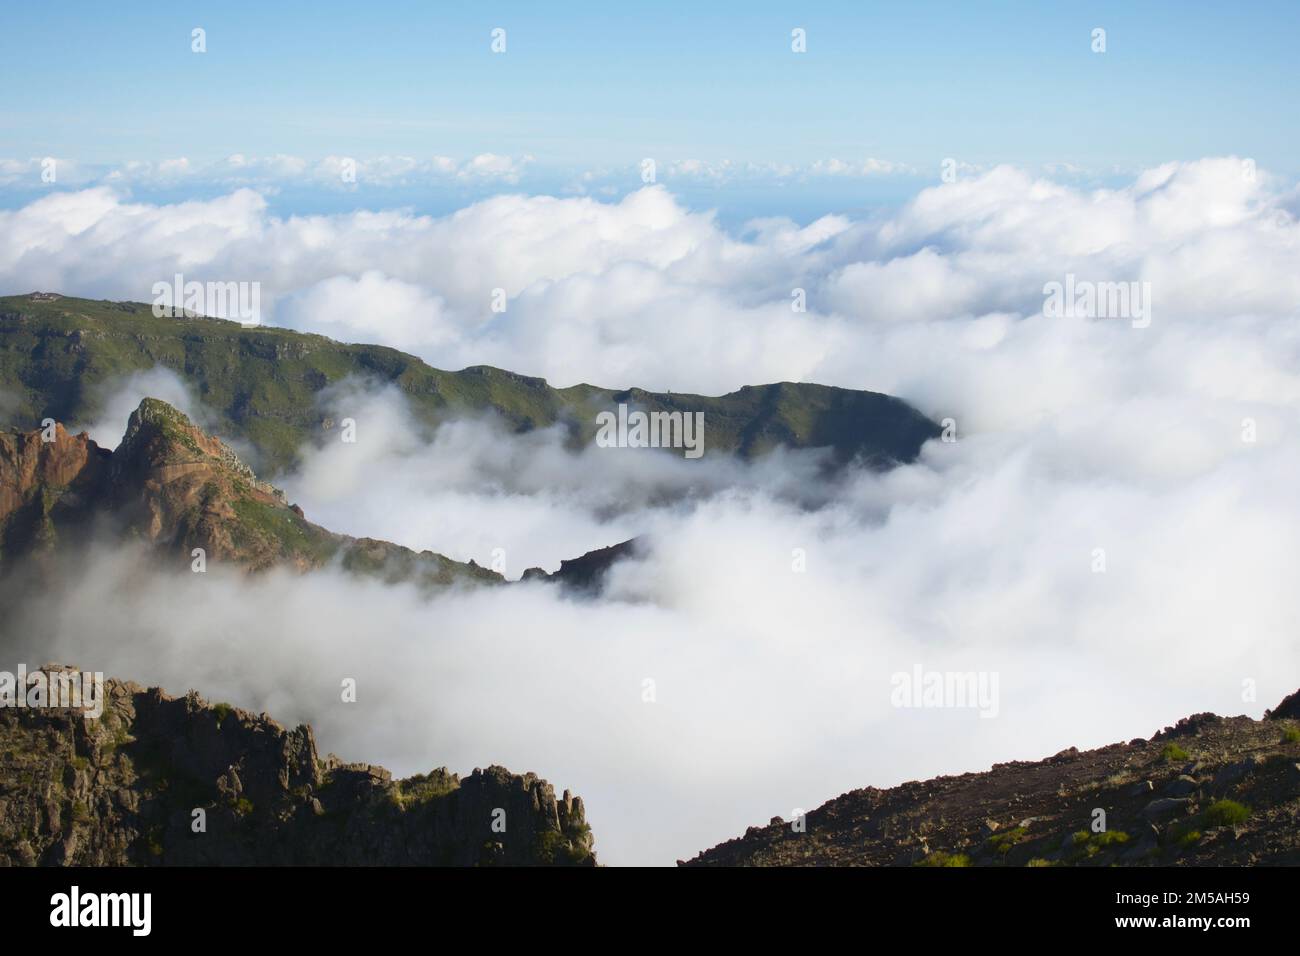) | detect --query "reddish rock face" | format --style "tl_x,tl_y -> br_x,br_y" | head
0,424 -> 111,559
0,424 -> 109,523
0,400 -> 319,571
0,397 -> 501,587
